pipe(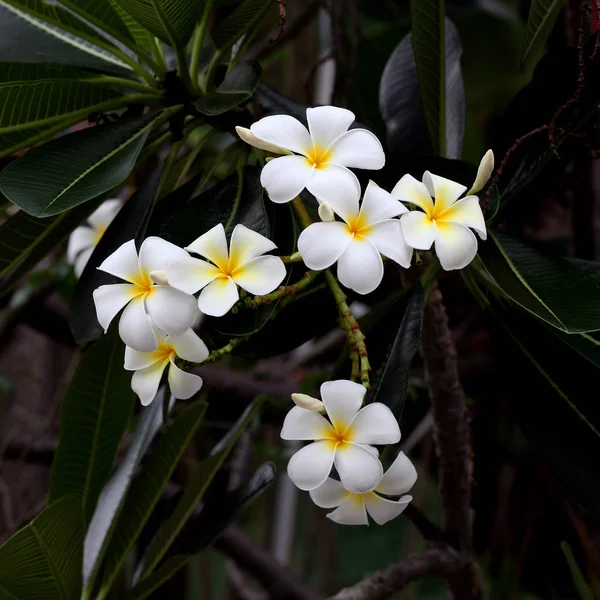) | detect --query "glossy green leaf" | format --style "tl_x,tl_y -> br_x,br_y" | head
478,231 -> 600,333
366,282 -> 424,418
69,165 -> 165,345
0,114 -> 155,217
114,0 -> 202,45
138,397 -> 263,578
0,121 -> 69,160
521,0 -> 564,72
49,326 -> 135,524
106,0 -> 153,49
0,496 -> 83,600
0,199 -> 100,297
99,400 -> 208,593
410,0 -> 445,156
